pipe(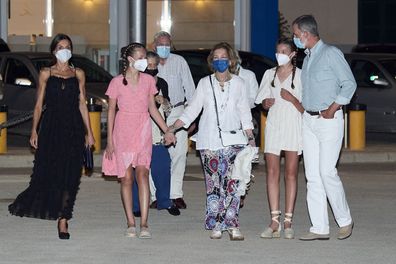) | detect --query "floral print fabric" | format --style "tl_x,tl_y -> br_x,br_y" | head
200,146 -> 244,231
